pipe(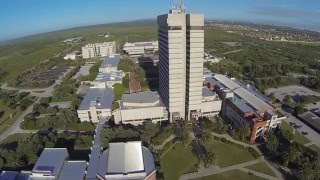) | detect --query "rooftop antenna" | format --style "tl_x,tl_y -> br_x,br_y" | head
178,0 -> 185,13
171,0 -> 185,14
